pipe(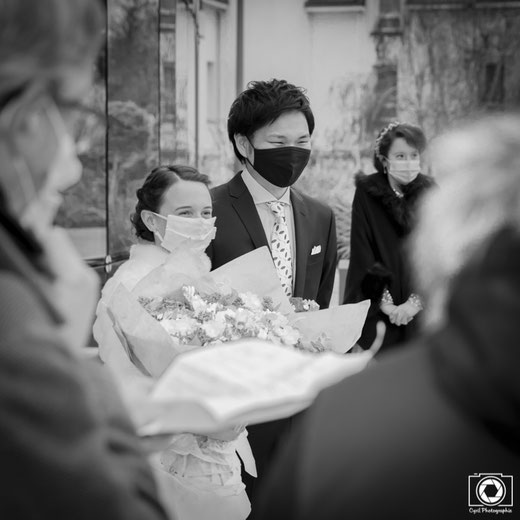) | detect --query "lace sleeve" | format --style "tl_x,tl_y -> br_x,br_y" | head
407,293 -> 423,310
380,288 -> 394,307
